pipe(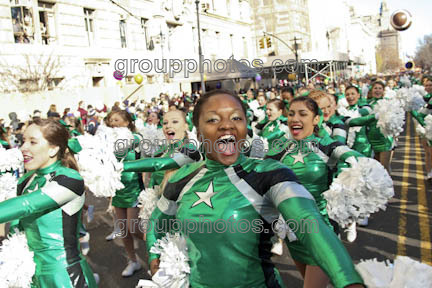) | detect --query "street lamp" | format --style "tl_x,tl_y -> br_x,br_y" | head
195,0 -> 205,93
